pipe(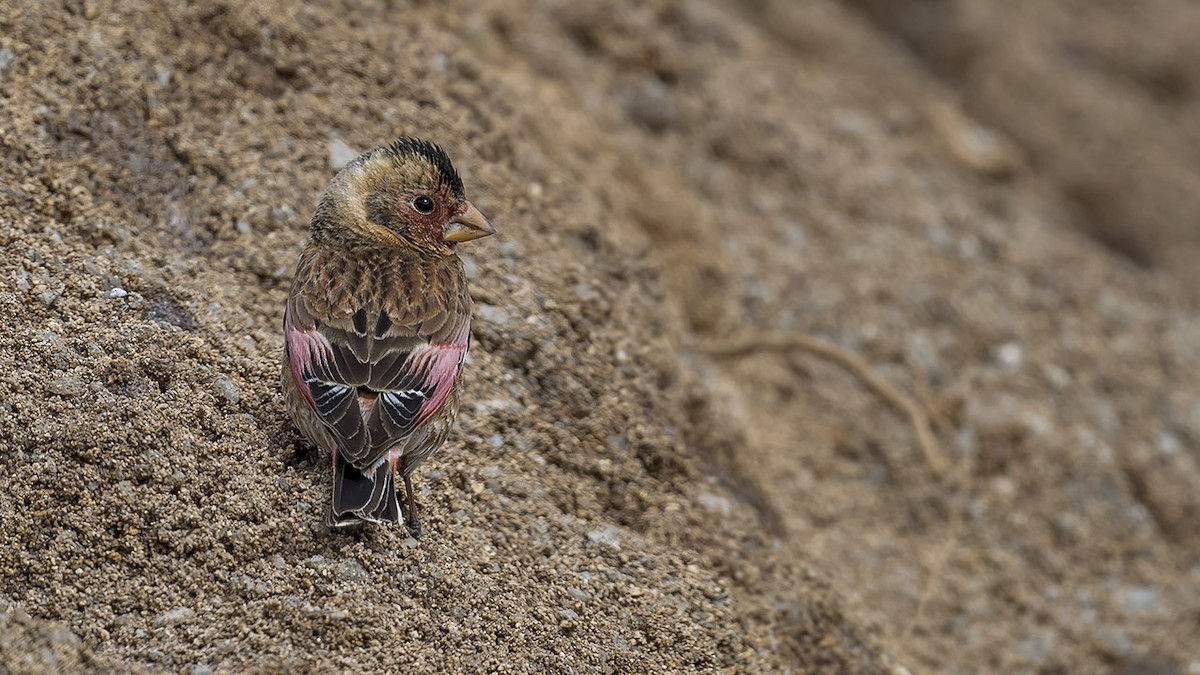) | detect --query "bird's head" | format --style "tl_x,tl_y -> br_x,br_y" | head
313,138 -> 495,252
